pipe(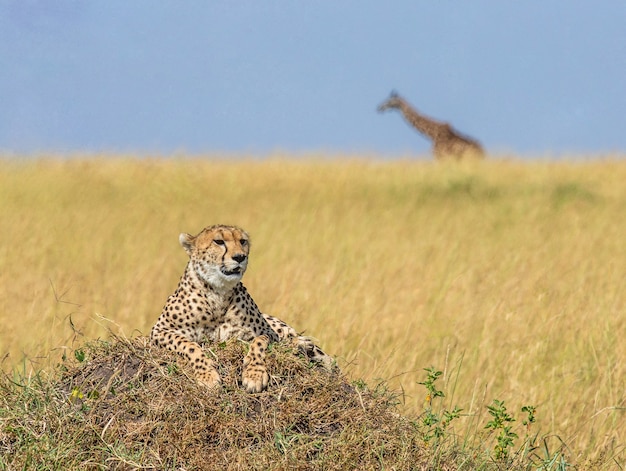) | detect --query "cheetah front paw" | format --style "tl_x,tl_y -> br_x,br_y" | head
242,364 -> 269,393
195,367 -> 221,389
242,335 -> 270,393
